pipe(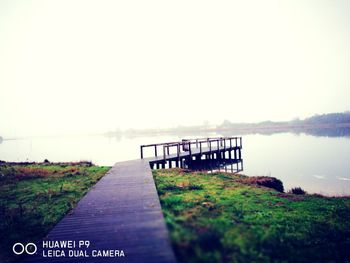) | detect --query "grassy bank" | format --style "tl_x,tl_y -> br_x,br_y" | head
0,162 -> 110,263
153,169 -> 350,263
